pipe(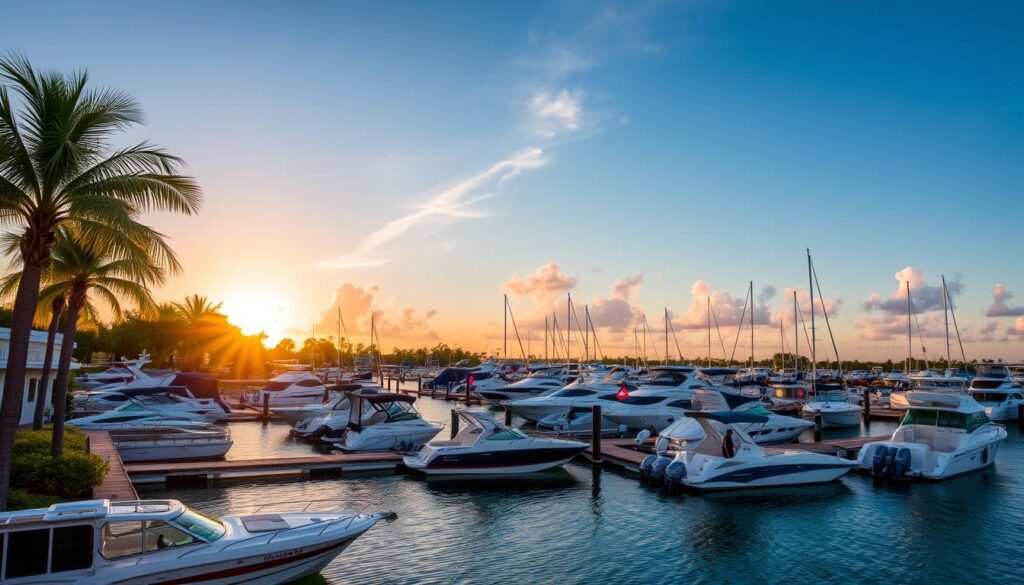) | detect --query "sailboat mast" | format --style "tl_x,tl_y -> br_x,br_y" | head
793,291 -> 799,374
503,294 -> 508,360
585,305 -> 590,362
566,293 -> 571,363
807,250 -> 816,395
942,275 -> 951,365
544,316 -> 548,362
906,281 -> 912,372
706,297 -> 711,367
749,281 -> 754,371
664,308 -> 669,366
336,308 -> 341,369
